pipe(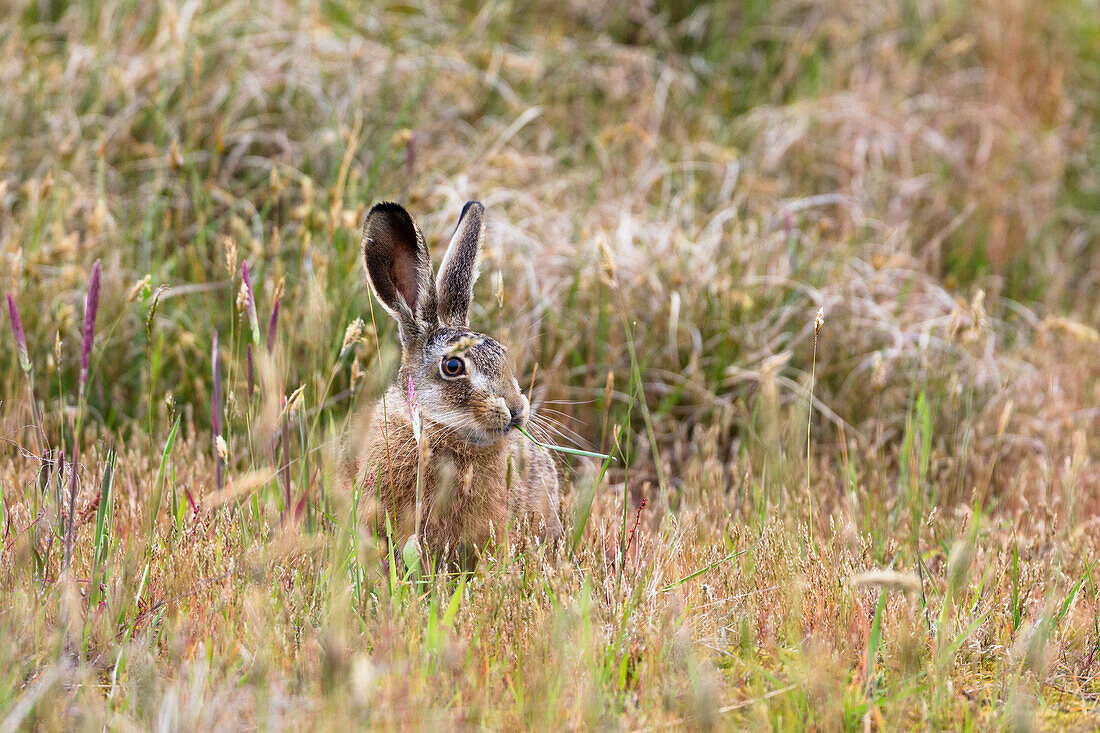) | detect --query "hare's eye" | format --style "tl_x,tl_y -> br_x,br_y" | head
441,356 -> 466,378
